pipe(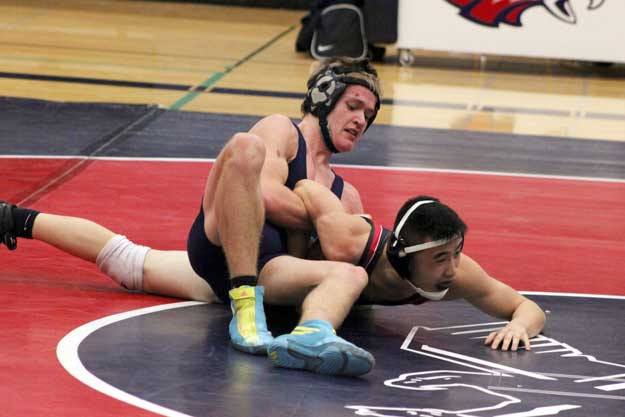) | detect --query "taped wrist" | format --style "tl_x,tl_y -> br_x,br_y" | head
96,235 -> 150,291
